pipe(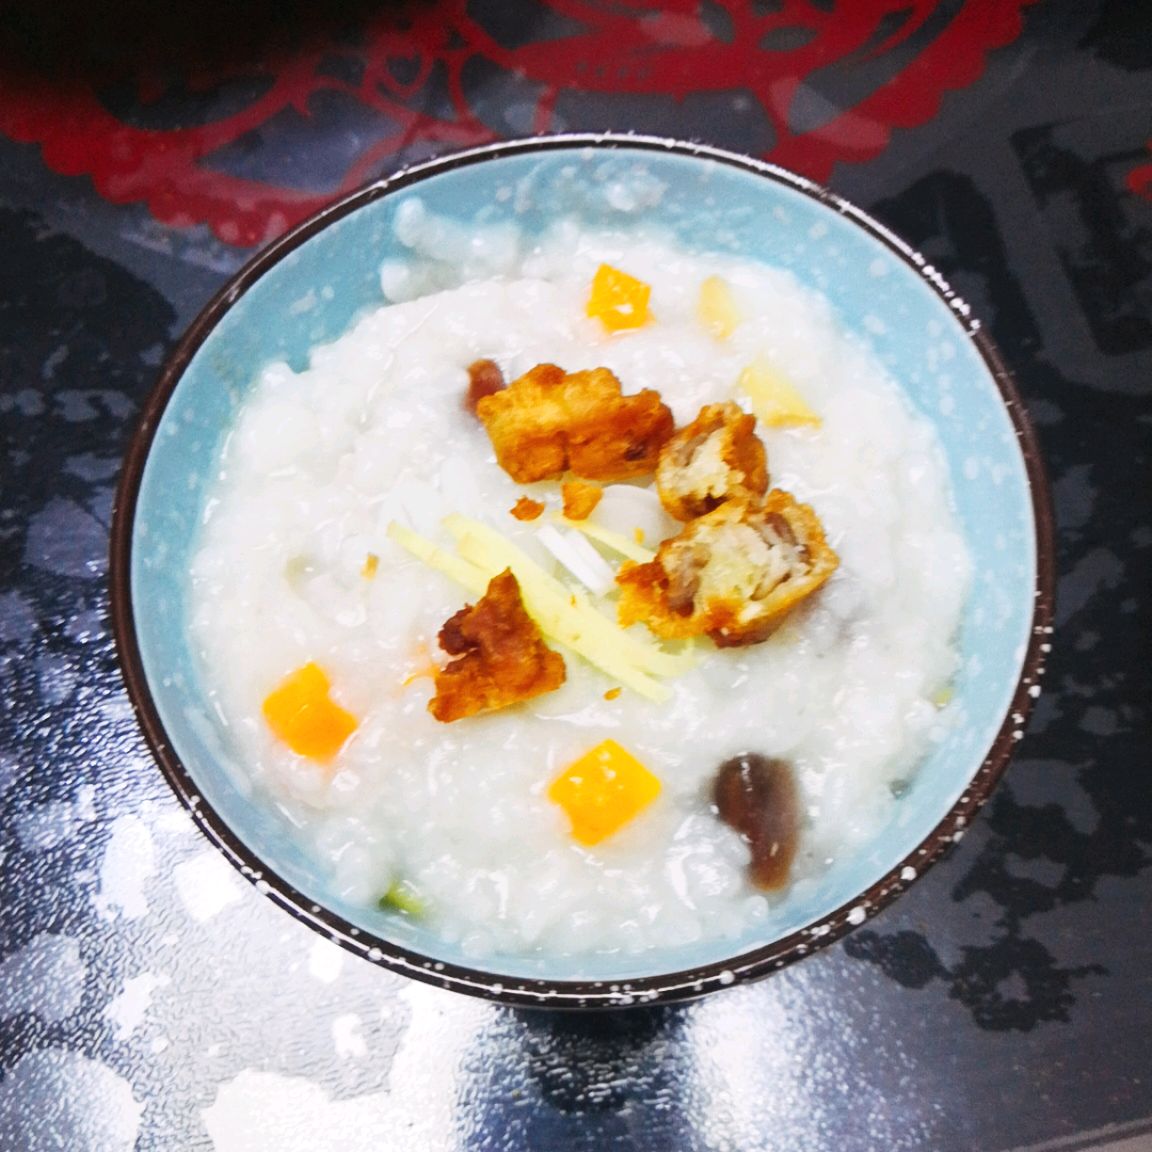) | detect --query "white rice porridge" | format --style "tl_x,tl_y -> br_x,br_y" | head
189,207 -> 971,959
